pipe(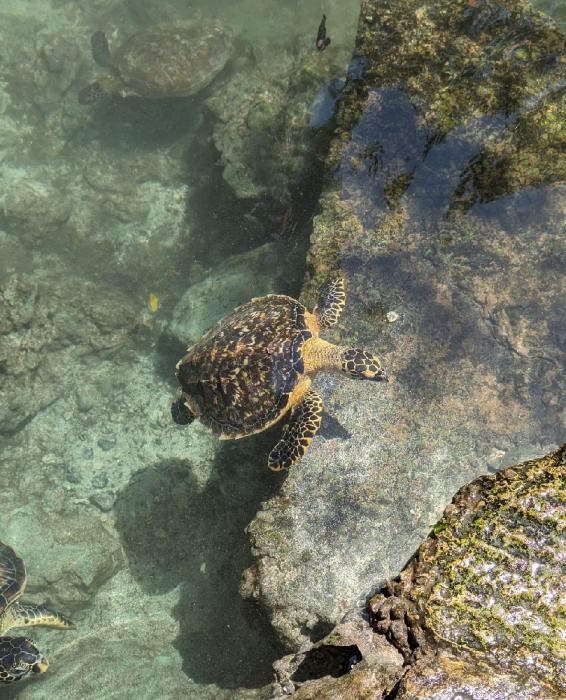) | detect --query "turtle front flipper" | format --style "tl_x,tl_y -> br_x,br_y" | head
314,276 -> 346,329
0,637 -> 48,684
341,348 -> 388,381
9,603 -> 75,631
91,30 -> 112,67
268,389 -> 323,471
